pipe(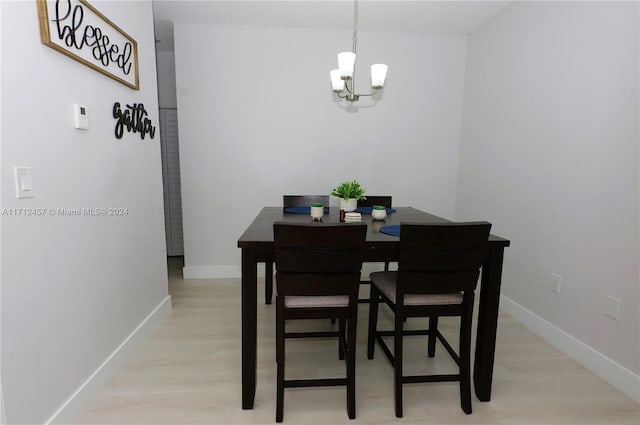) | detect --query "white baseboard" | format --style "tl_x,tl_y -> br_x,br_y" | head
1,383 -> 6,425
45,295 -> 172,425
500,295 -> 640,403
